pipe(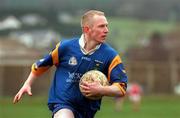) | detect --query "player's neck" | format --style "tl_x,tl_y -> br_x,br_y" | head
84,38 -> 99,52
